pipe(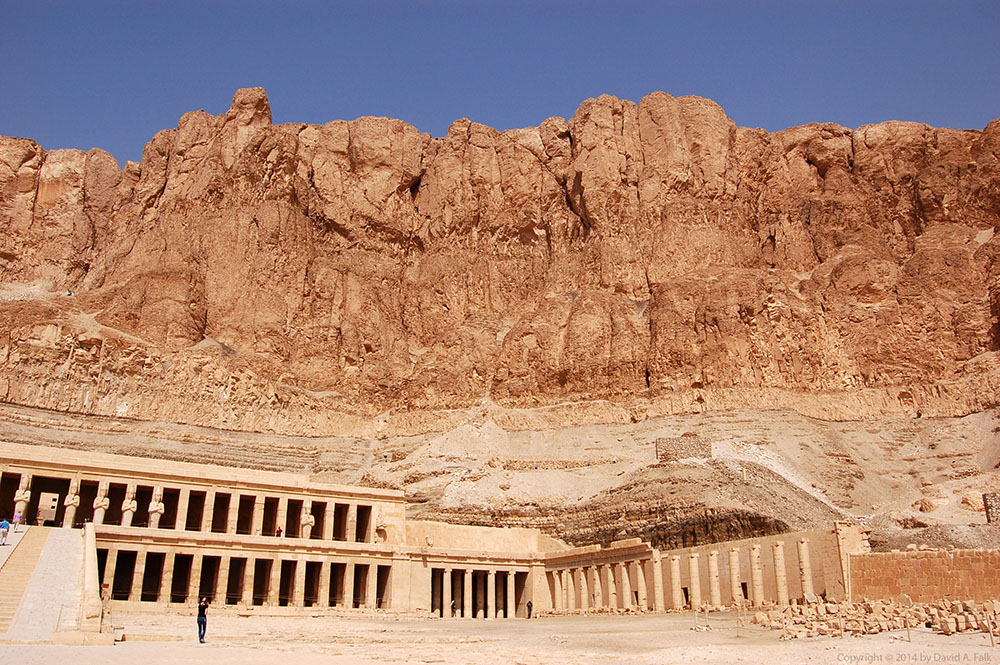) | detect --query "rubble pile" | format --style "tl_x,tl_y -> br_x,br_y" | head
750,598 -> 1000,639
